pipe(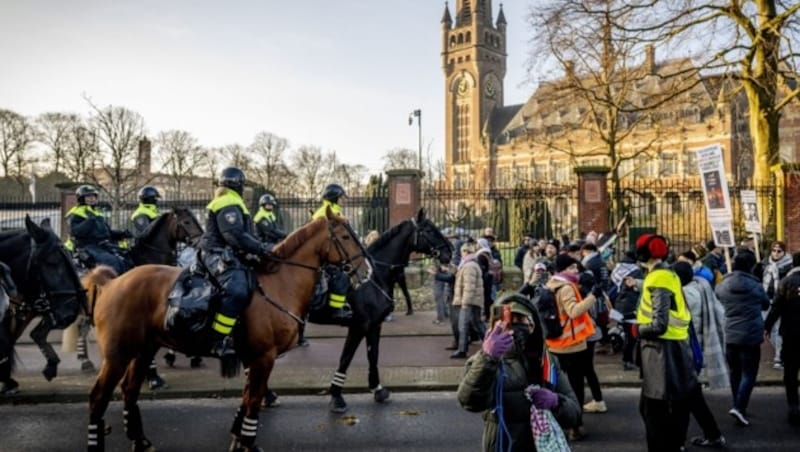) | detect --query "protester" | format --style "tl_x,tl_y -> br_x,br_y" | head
450,242 -> 486,359
635,234 -> 697,452
673,262 -> 727,448
609,253 -> 642,371
522,243 -> 543,283
764,251 -> 800,425
429,261 -> 456,325
762,240 -> 792,369
514,234 -> 534,271
457,293 -> 581,451
715,249 -> 770,426
544,253 -> 601,440
702,240 -> 727,287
